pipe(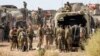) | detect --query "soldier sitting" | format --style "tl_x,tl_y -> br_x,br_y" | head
62,2 -> 72,12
